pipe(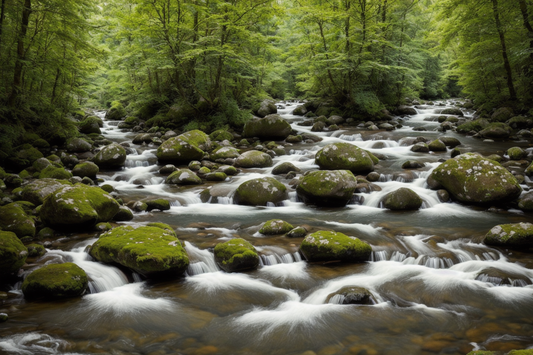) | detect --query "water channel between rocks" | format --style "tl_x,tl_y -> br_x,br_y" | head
1,101 -> 533,355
